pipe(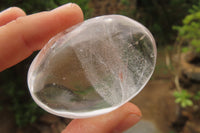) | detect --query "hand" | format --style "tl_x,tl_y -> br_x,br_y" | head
0,4 -> 141,133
